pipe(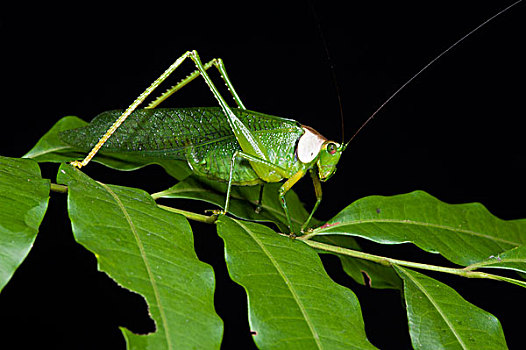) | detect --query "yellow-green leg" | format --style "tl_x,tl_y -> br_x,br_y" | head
278,170 -> 307,232
224,150 -> 295,227
71,51 -> 196,168
147,57 -> 246,109
301,169 -> 323,232
71,50 -> 246,169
